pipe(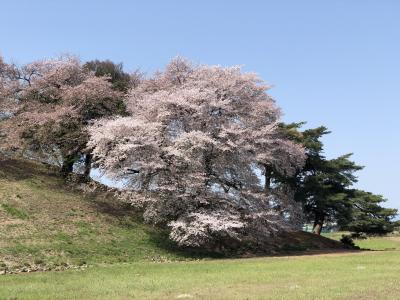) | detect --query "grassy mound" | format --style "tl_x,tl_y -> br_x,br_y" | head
0,159 -> 189,272
0,158 -> 346,273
